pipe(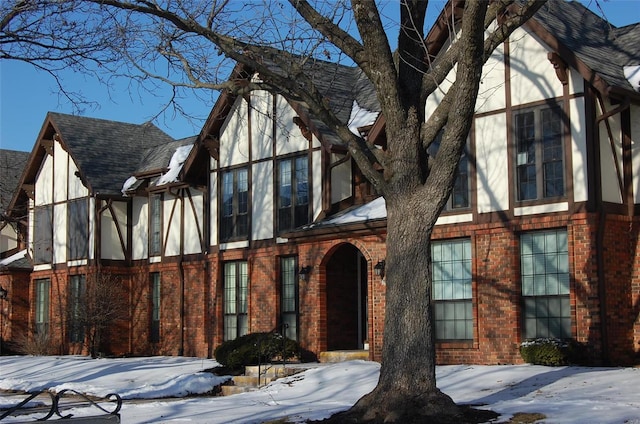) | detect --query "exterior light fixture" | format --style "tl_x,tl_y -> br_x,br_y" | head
374,260 -> 385,278
298,266 -> 312,282
0,286 -> 7,300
